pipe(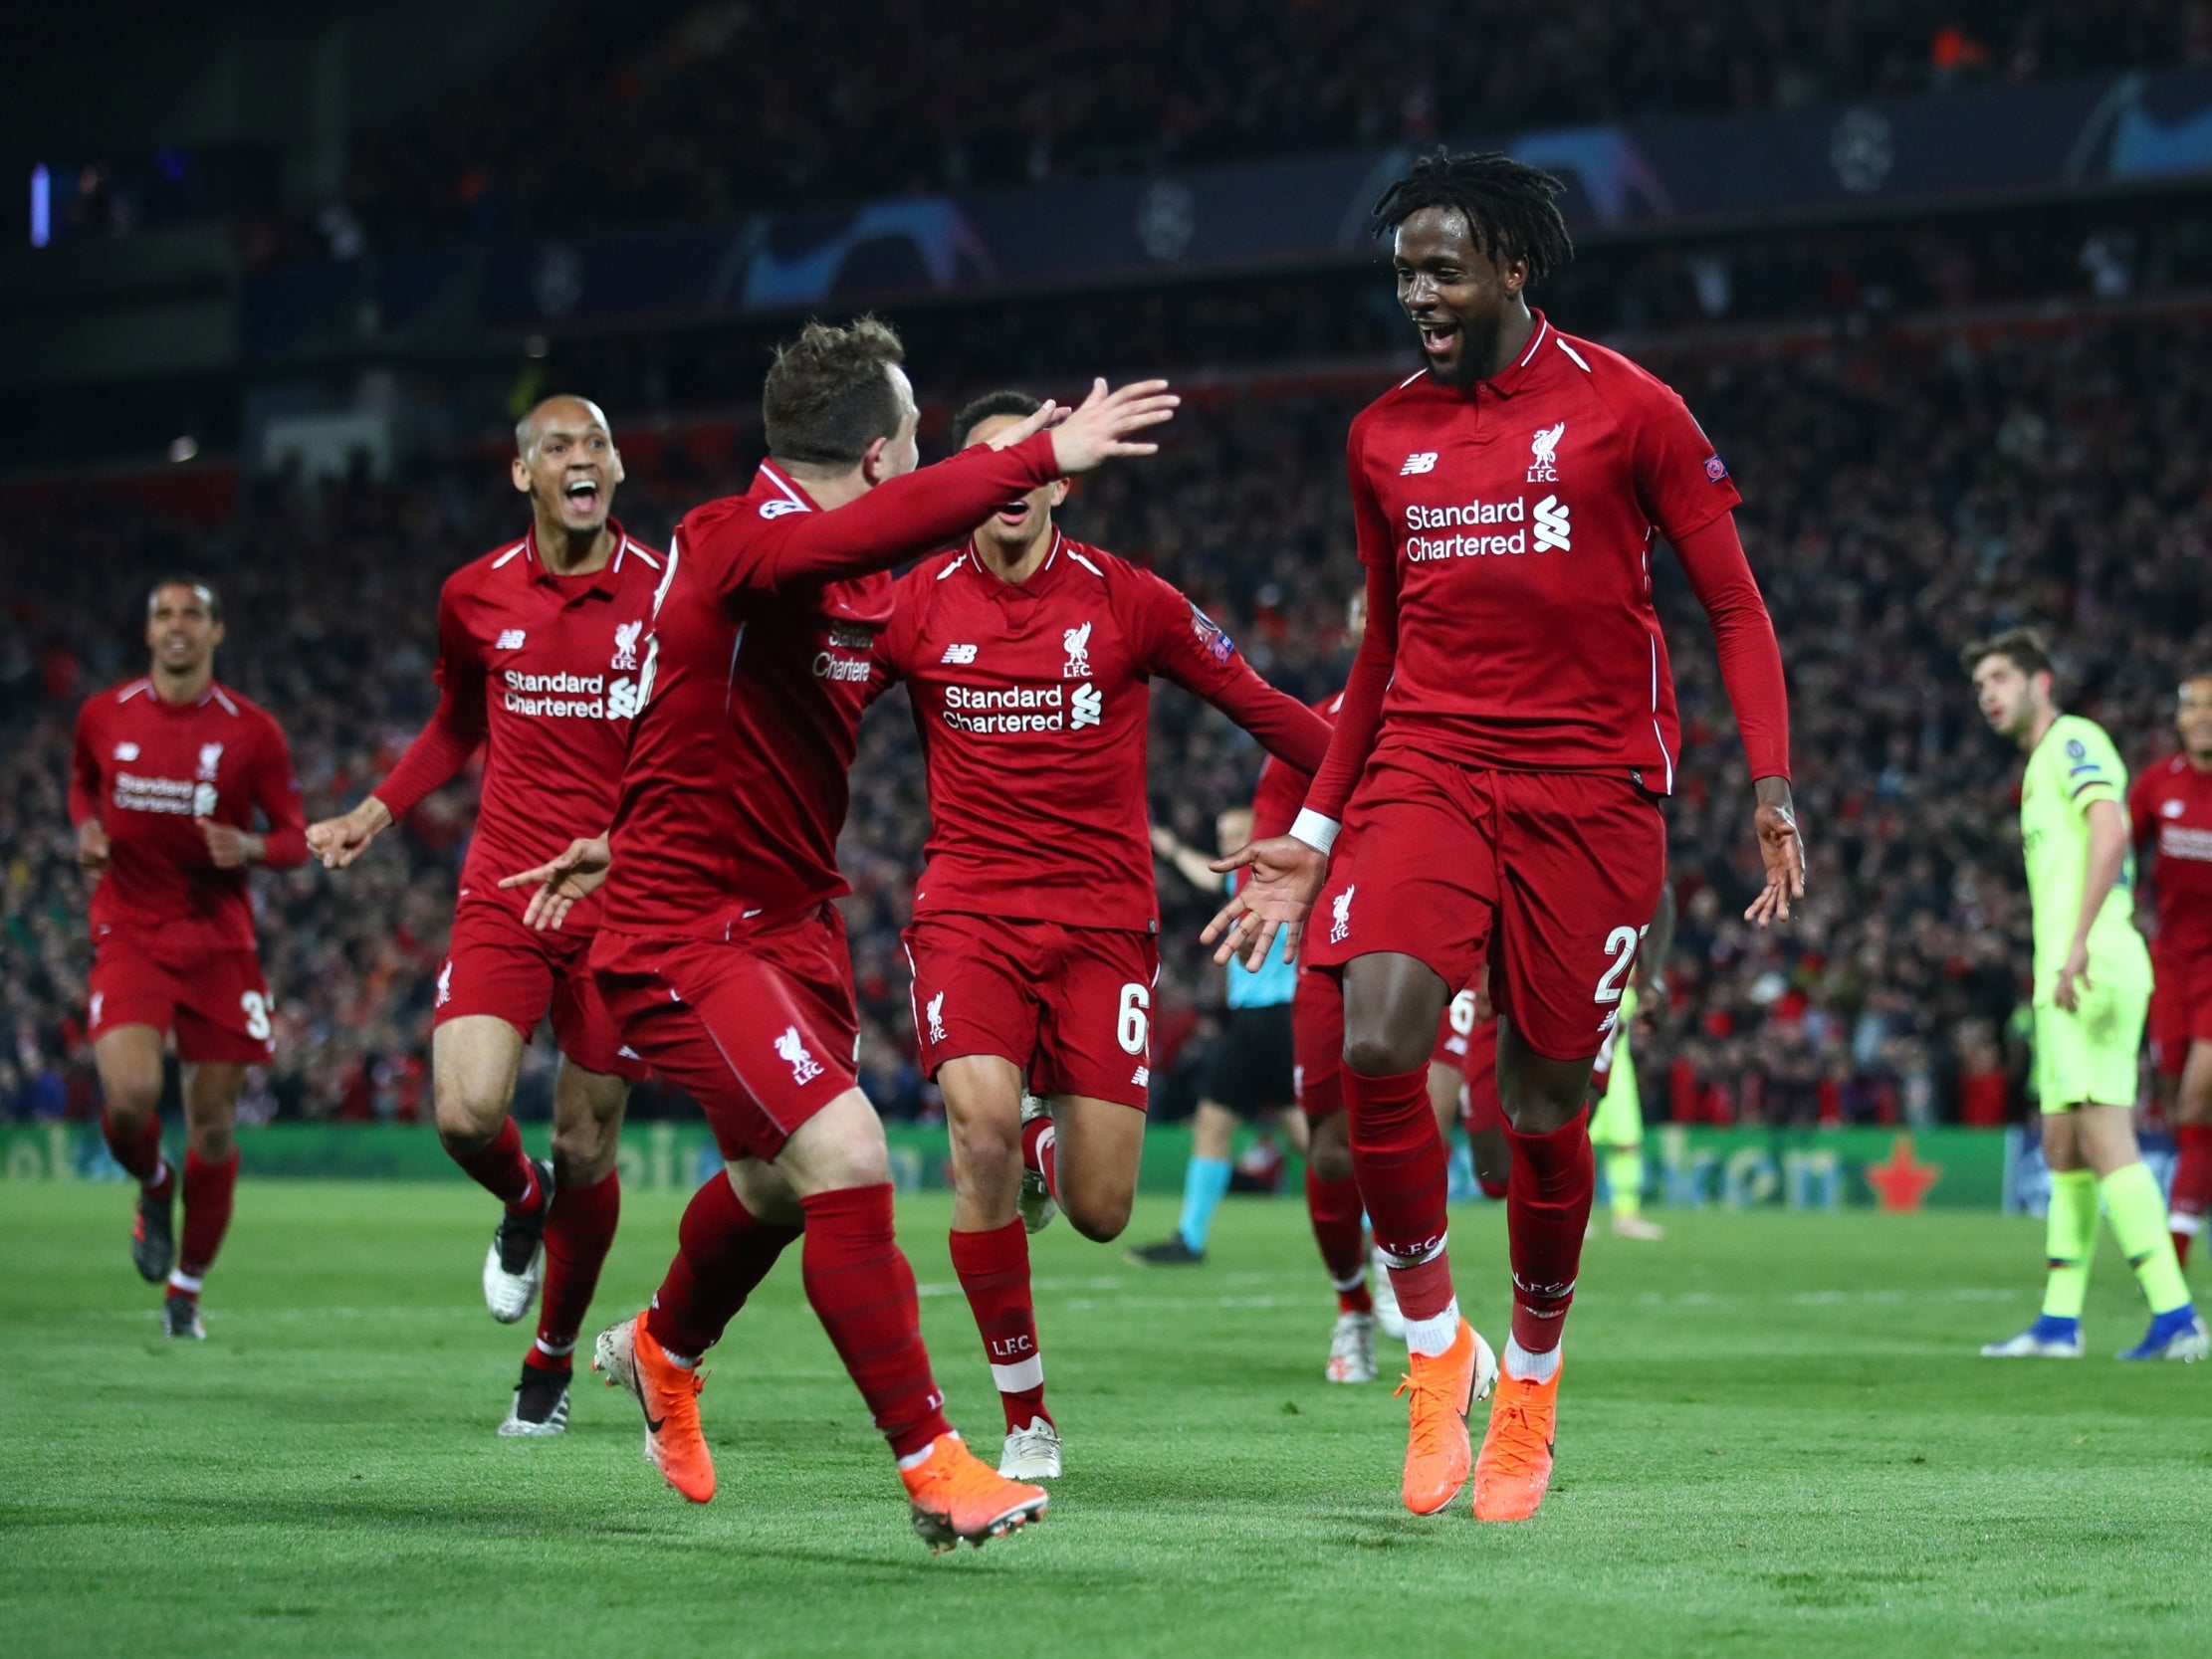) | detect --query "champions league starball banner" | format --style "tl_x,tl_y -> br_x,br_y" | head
246,70 -> 2212,358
